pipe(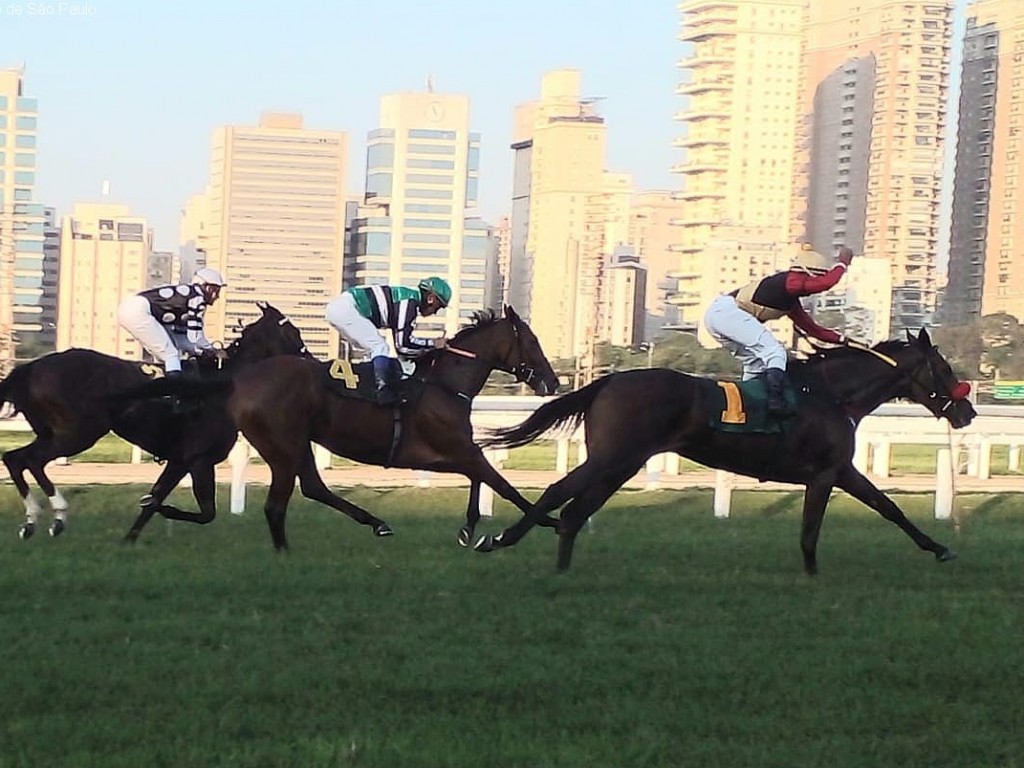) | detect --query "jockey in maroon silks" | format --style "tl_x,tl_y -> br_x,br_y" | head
703,244 -> 854,417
